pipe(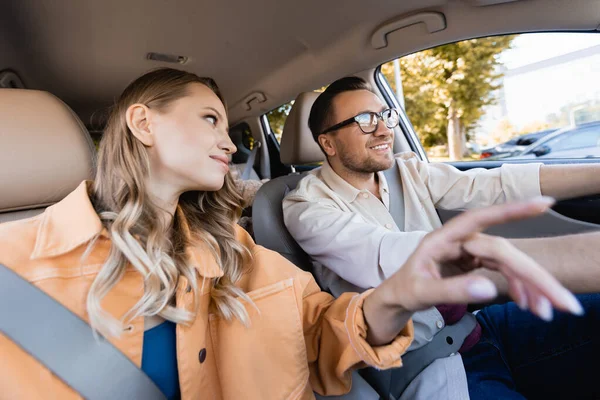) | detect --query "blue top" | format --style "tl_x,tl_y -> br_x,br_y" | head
141,321 -> 180,400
